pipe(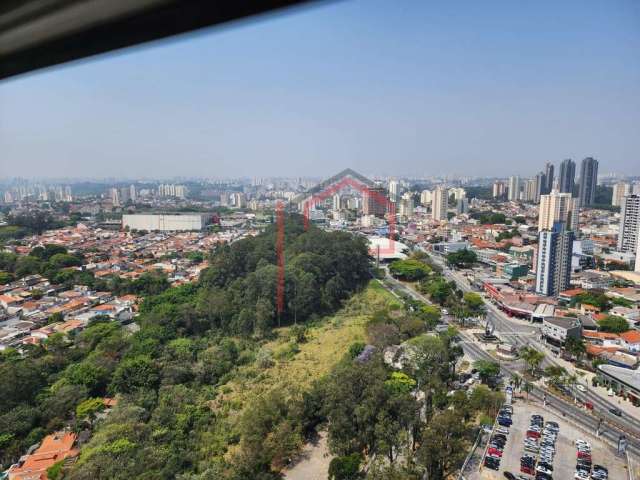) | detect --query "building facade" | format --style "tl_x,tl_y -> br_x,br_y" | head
612,182 -> 631,207
538,190 -> 578,232
432,186 -> 448,221
558,158 -> 576,194
122,213 -> 210,231
618,194 -> 640,253
535,222 -> 574,297
578,157 -> 598,207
